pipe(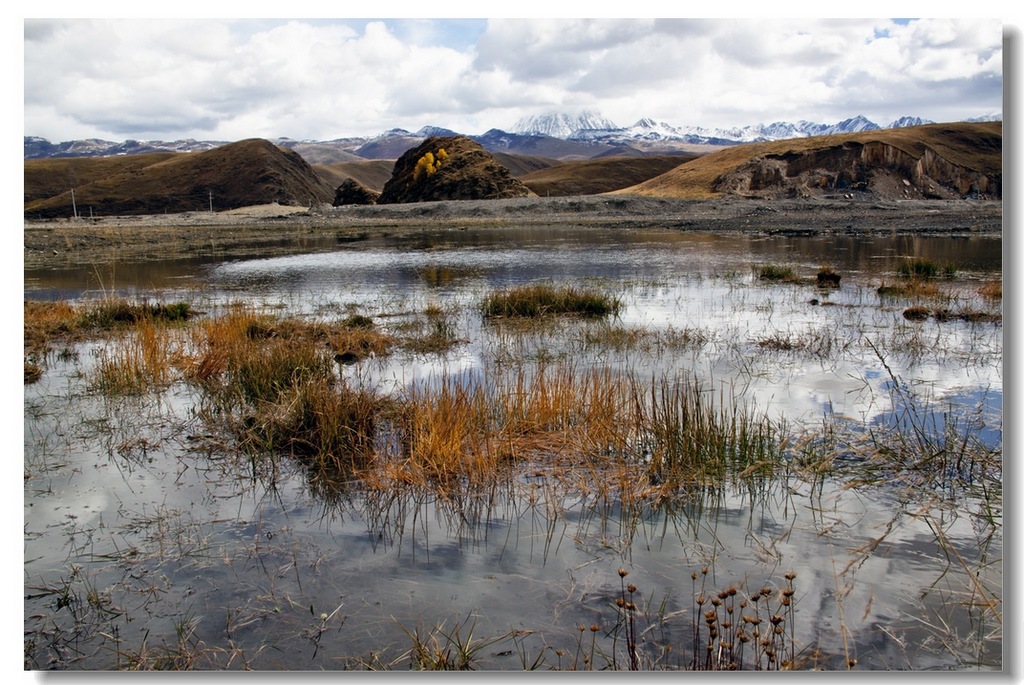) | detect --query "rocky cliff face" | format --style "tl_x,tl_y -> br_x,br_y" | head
712,139 -> 1000,200
378,136 -> 533,204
